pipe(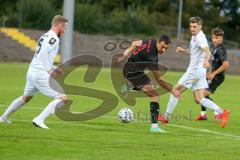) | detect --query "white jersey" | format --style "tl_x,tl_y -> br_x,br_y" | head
29,30 -> 59,71
188,30 -> 209,71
